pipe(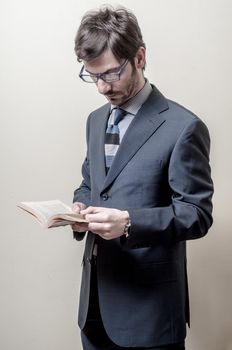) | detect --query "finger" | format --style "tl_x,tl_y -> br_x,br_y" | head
88,222 -> 111,234
85,212 -> 109,223
73,202 -> 86,213
97,233 -> 112,240
80,206 -> 103,215
72,204 -> 81,213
